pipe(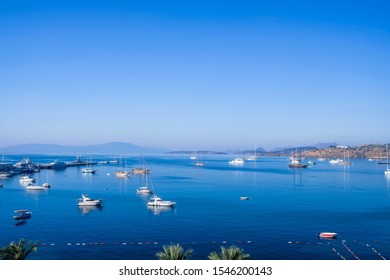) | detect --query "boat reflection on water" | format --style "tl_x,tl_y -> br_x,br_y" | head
78,205 -> 103,215
147,205 -> 175,215
14,220 -> 27,226
20,181 -> 33,187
